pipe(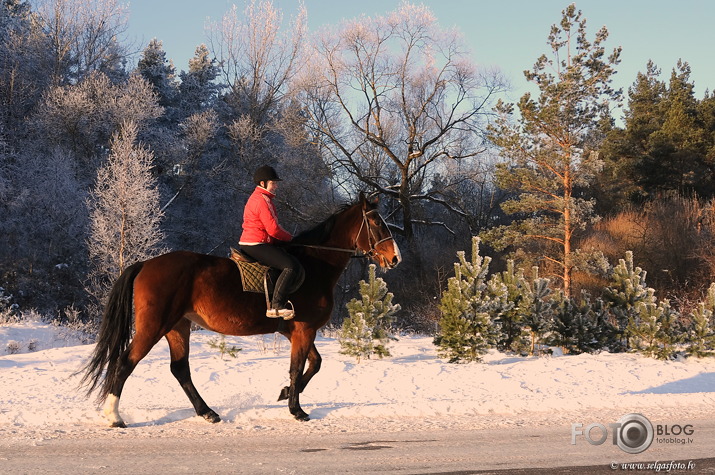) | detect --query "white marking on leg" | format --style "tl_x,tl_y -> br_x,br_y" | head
103,394 -> 124,427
